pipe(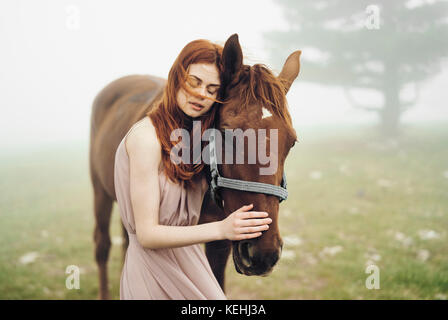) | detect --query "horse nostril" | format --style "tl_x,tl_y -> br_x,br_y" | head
238,241 -> 254,268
